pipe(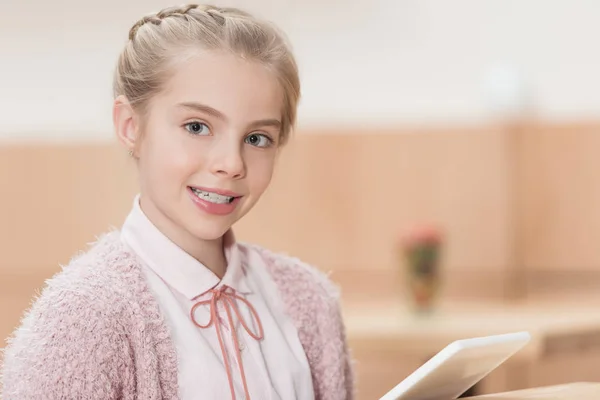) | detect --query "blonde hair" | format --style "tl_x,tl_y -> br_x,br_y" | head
113,4 -> 300,145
